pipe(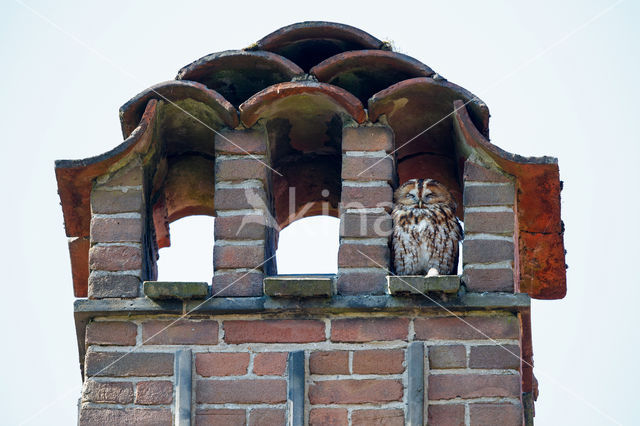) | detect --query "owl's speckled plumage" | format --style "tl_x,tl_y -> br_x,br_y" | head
392,179 -> 463,275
